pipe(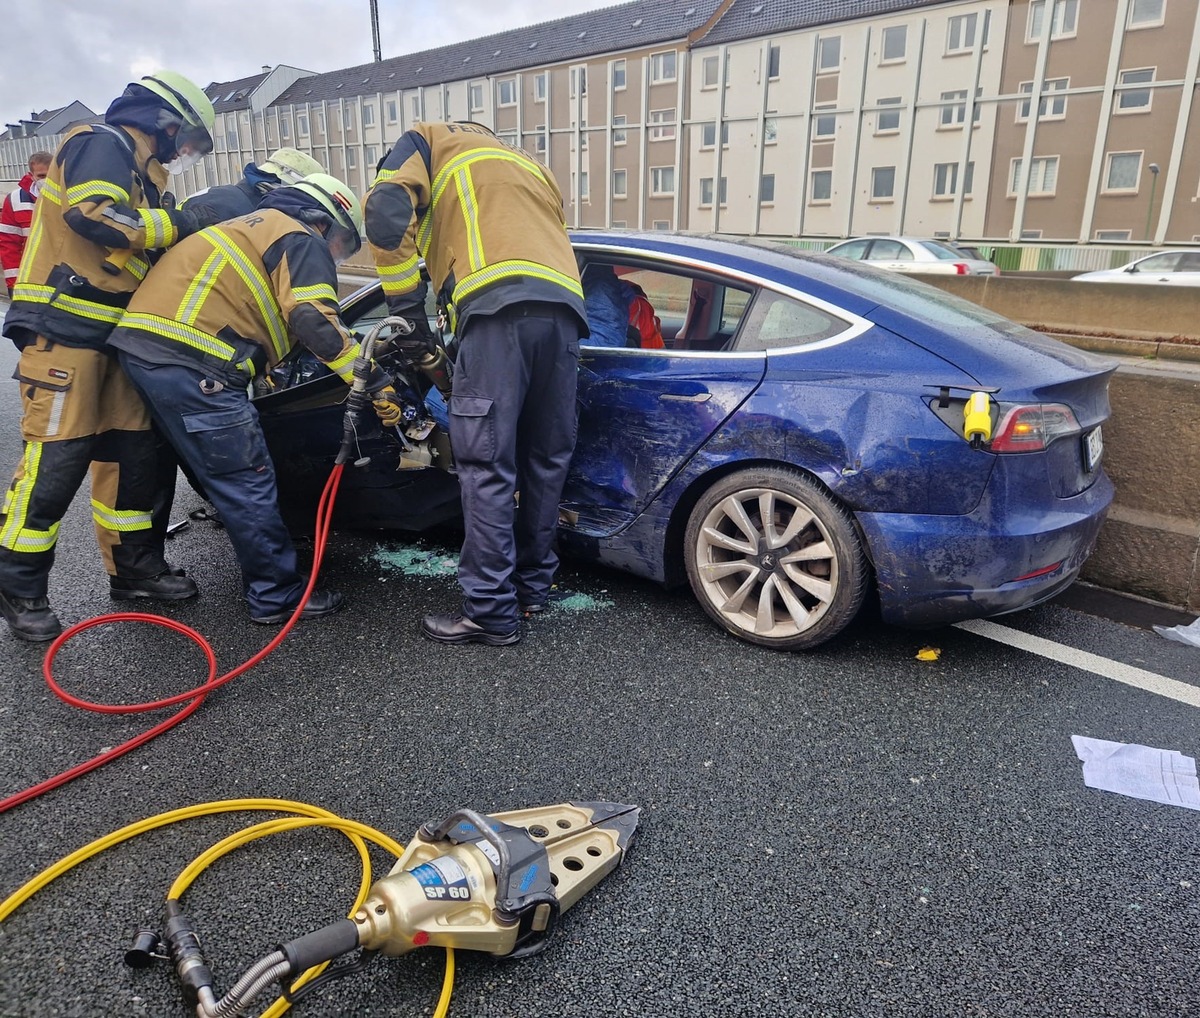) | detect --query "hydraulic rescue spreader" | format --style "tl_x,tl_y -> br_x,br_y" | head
129,801 -> 640,1017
